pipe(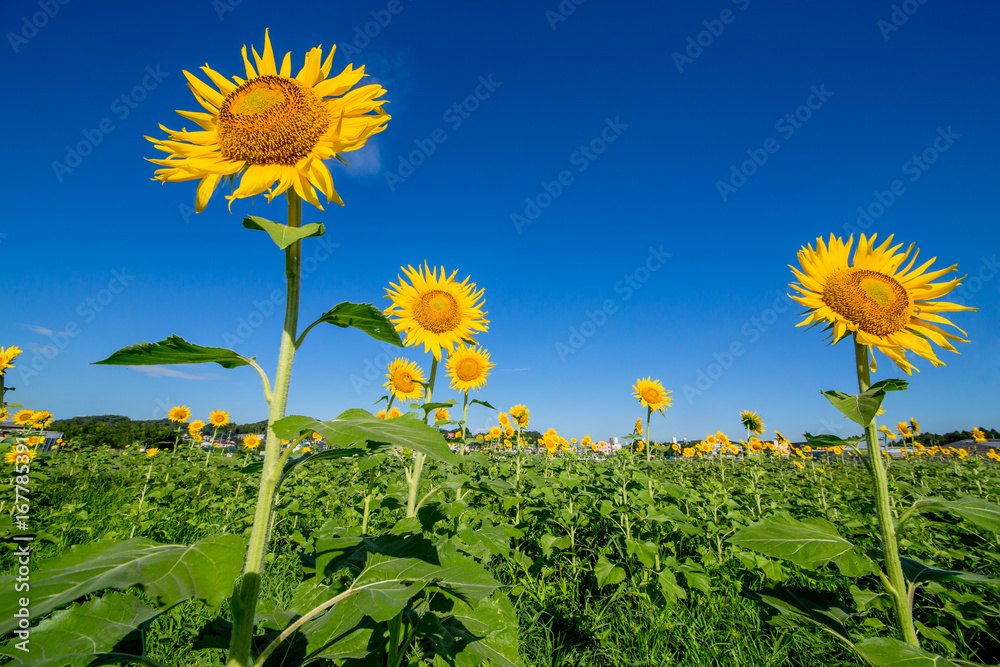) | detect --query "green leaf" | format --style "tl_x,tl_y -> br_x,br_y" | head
931,496 -> 1000,534
0,535 -> 247,635
803,433 -> 863,449
430,593 -> 523,667
742,586 -> 855,645
729,514 -> 855,568
854,637 -> 958,666
302,302 -> 402,347
899,556 -> 1000,588
0,593 -> 160,666
821,379 -> 906,427
242,215 -> 325,249
594,556 -> 626,589
470,399 -> 496,410
240,446 -> 371,478
273,411 -> 456,464
92,335 -> 249,369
